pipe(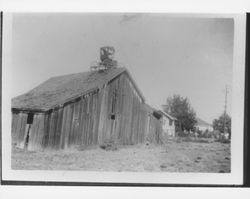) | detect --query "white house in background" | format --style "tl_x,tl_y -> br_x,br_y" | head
195,117 -> 213,132
159,111 -> 177,137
